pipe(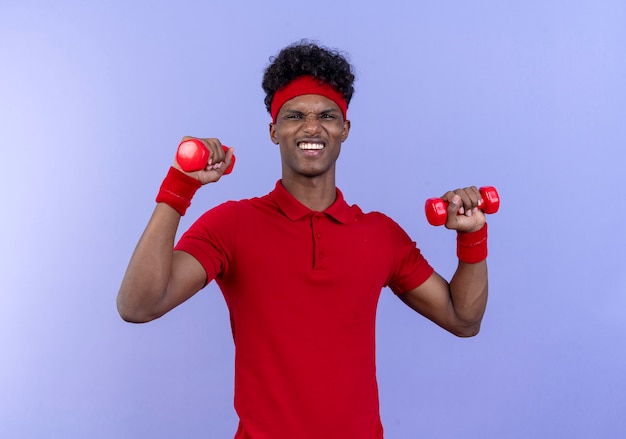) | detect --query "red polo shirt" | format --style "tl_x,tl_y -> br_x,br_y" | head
175,181 -> 433,439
